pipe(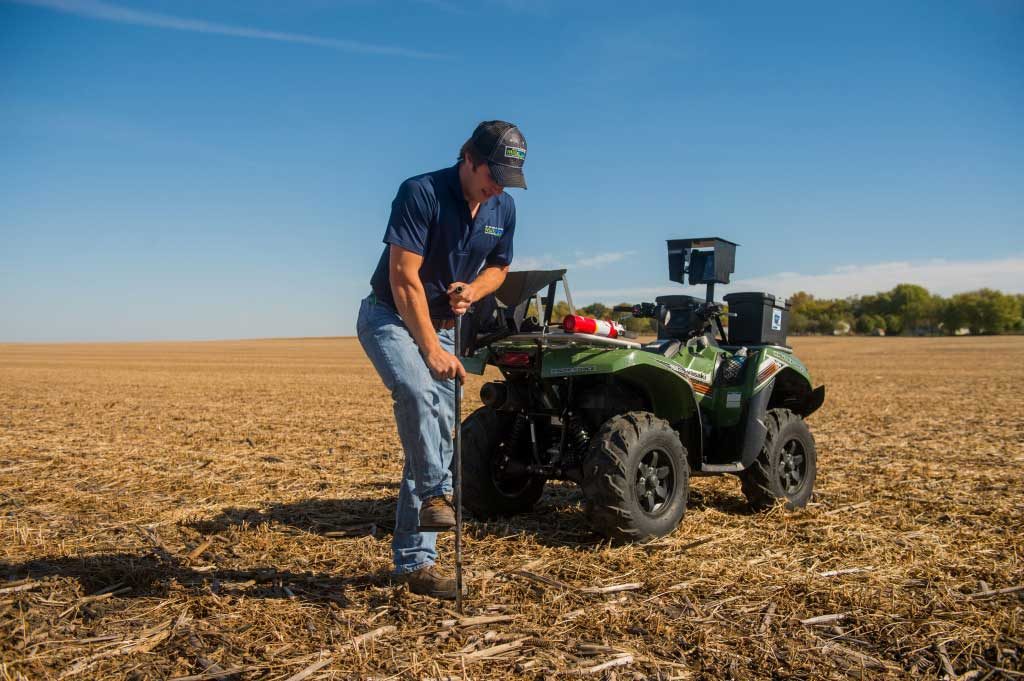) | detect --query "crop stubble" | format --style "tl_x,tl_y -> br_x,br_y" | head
0,336 -> 1021,680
